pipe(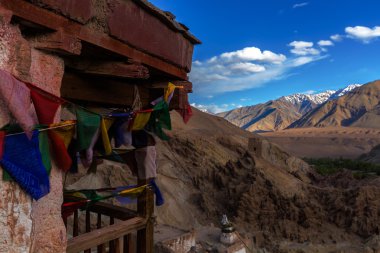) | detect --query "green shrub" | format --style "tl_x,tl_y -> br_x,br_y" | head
304,157 -> 380,177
